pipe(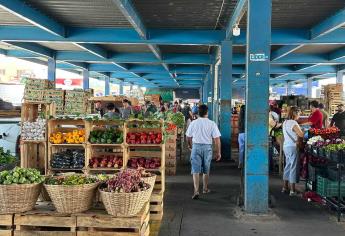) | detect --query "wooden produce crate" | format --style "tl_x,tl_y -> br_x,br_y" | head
21,102 -> 55,123
44,90 -> 65,115
85,120 -> 125,173
64,90 -> 93,115
23,89 -> 45,103
76,203 -> 150,236
13,203 -> 77,236
150,190 -> 164,222
47,119 -> 87,174
20,141 -> 47,175
0,214 -> 13,236
25,78 -> 55,90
